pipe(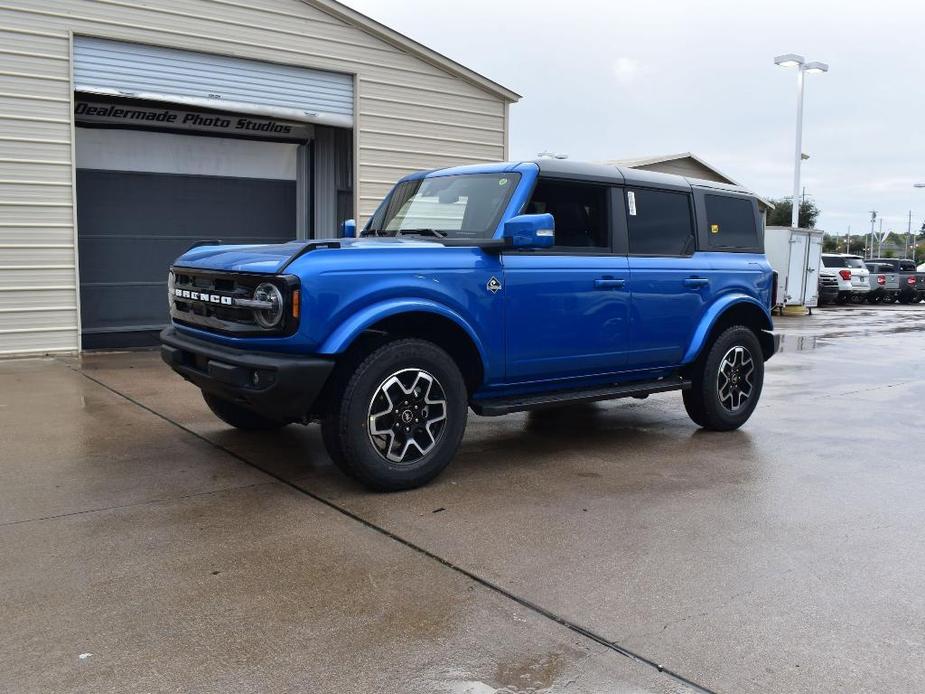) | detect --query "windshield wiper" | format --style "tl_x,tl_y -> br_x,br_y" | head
395,228 -> 448,238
